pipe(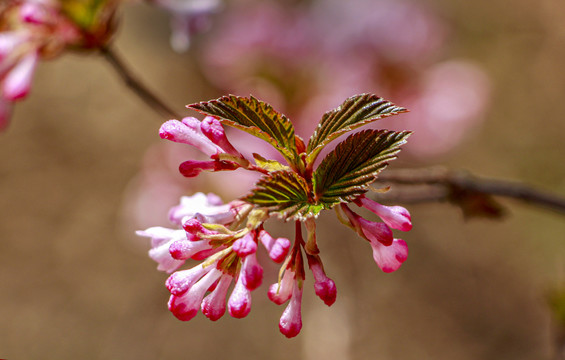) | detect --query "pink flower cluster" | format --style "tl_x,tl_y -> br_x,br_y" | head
138,114 -> 413,337
0,0 -> 81,130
